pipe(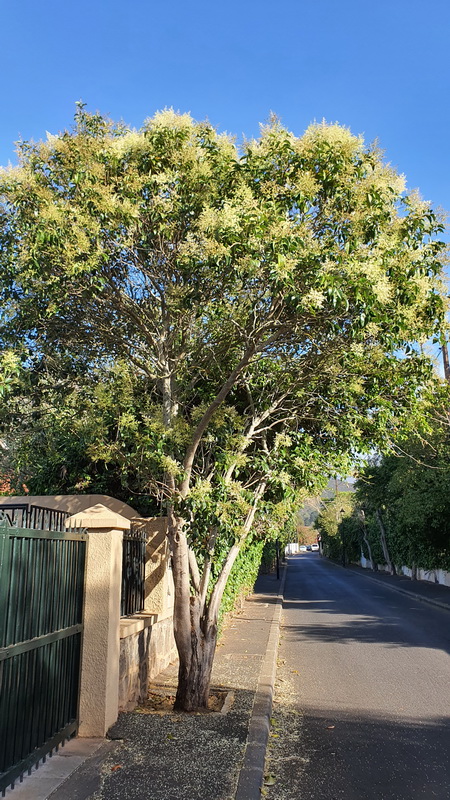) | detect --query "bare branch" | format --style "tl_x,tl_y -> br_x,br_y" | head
206,480 -> 266,624
188,548 -> 201,594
